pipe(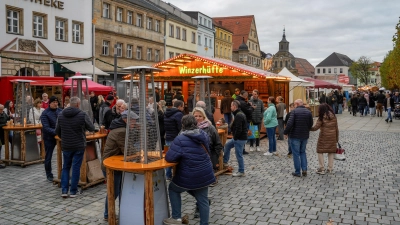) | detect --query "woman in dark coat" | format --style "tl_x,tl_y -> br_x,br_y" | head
358,95 -> 367,117
310,104 -> 338,174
